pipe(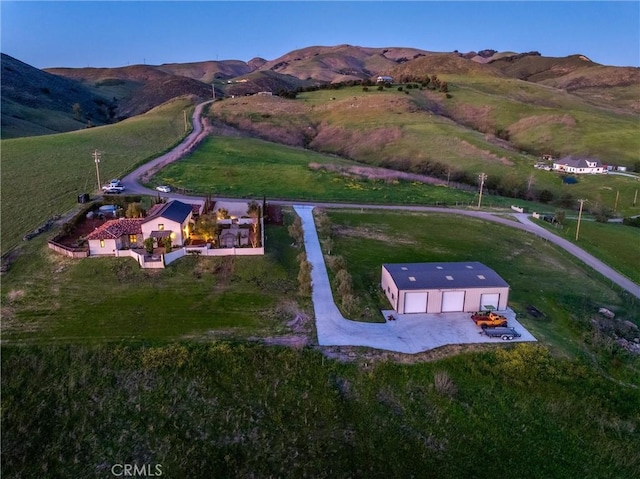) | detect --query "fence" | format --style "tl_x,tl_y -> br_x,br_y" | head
47,241 -> 88,258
